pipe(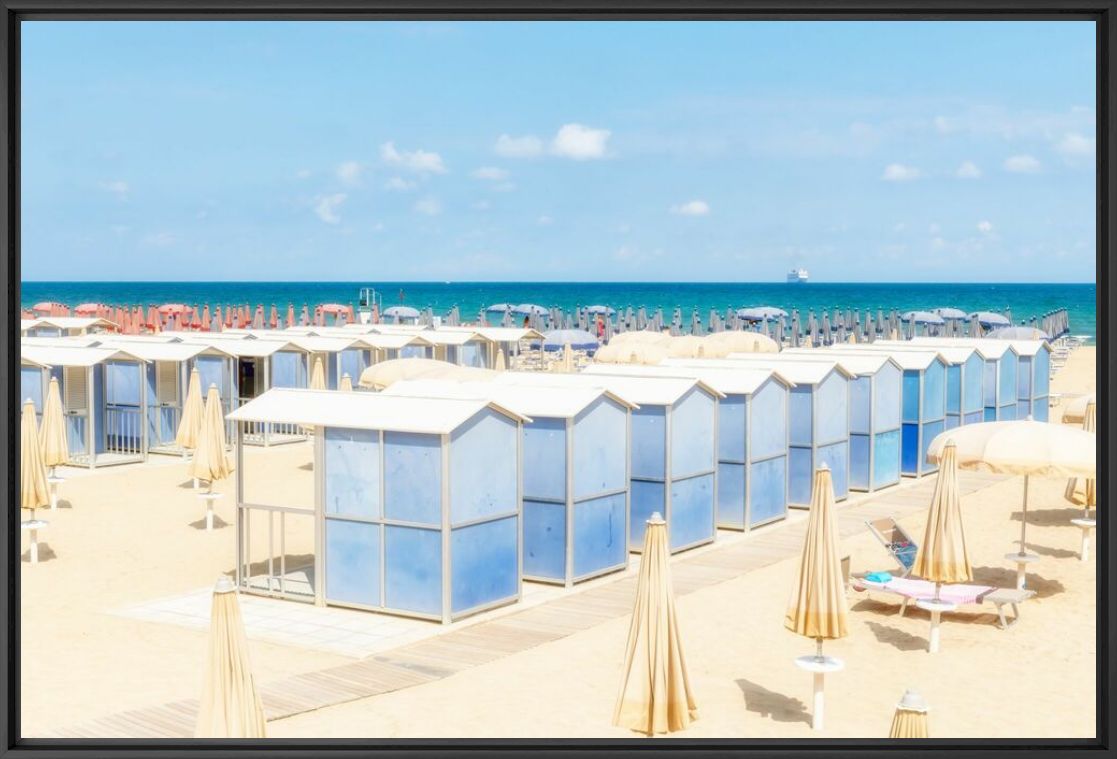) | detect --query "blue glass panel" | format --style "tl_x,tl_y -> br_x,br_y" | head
451,517 -> 518,613
523,500 -> 566,580
1016,401 -> 1031,418
93,368 -> 105,454
451,410 -> 518,524
920,420 -> 945,474
1034,350 -> 1050,397
670,388 -> 716,479
815,372 -> 848,445
945,414 -> 960,430
849,433 -> 870,490
984,407 -> 996,422
716,462 -> 746,528
270,351 -> 305,388
325,520 -> 381,608
717,395 -> 747,463
630,480 -> 665,549
901,423 -> 919,475
788,387 -> 814,446
902,371 -> 921,423
873,429 -> 901,488
945,365 -> 961,414
384,432 -> 442,525
923,360 -> 946,420
669,474 -> 714,550
522,418 -> 567,502
461,342 -> 486,368
817,442 -> 849,500
1033,399 -> 1049,422
1017,356 -> 1033,401
964,411 -> 984,425
573,398 -> 628,499
849,377 -> 870,435
572,493 -> 626,578
195,356 -> 228,399
999,354 -> 1018,406
630,407 -> 666,479
385,525 -> 442,615
105,361 -> 142,406
750,379 -> 788,460
324,427 -> 380,519
983,361 -> 998,407
748,455 -> 787,526
999,403 -> 1017,421
788,447 -> 813,506
874,363 -> 902,432
339,349 -> 364,384
66,415 -> 87,455
21,367 -> 44,412
399,345 -> 431,359
963,356 -> 984,413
